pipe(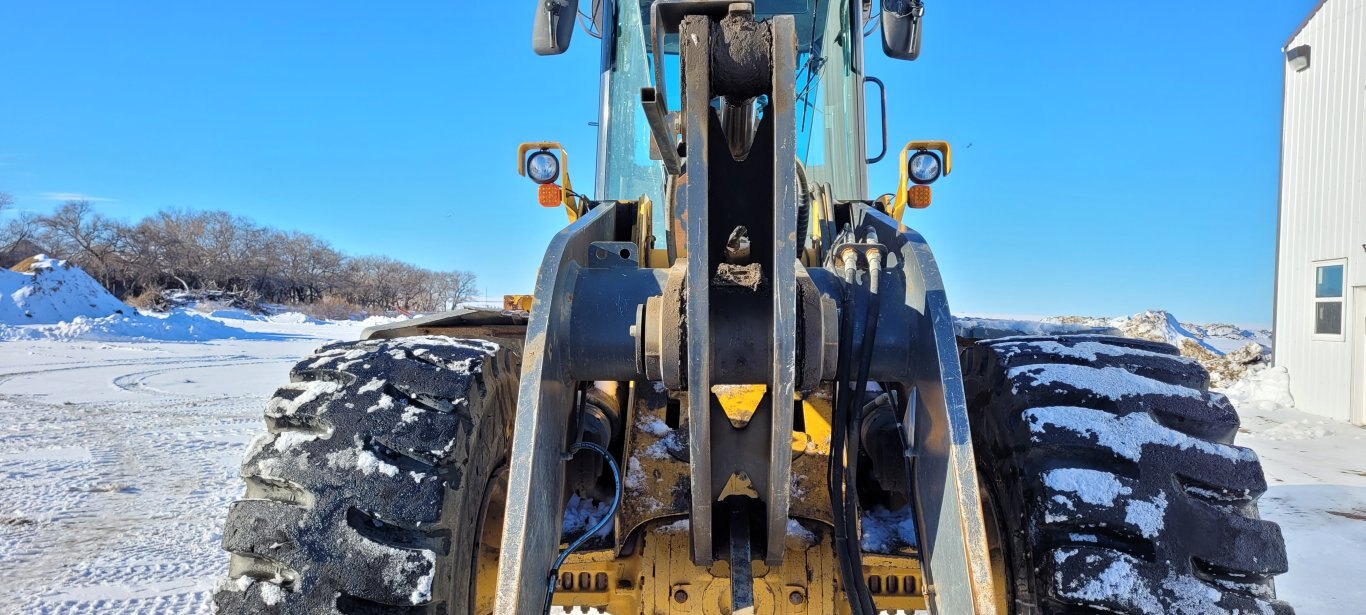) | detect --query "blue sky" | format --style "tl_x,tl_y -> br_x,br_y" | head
0,1 -> 1316,326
